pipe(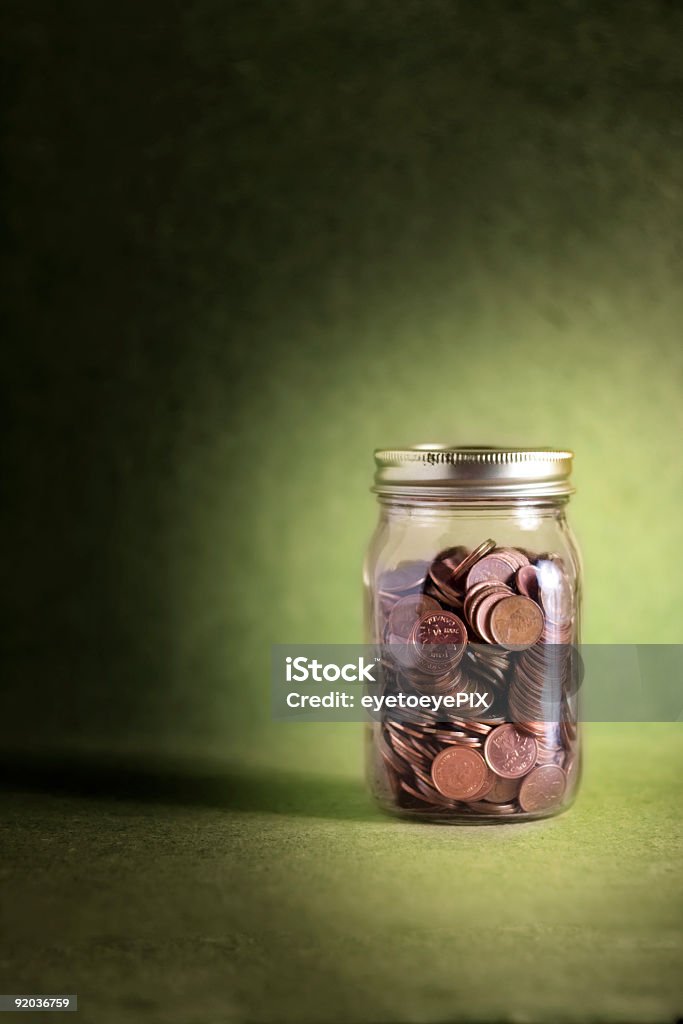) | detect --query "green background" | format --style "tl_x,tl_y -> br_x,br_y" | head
1,2 -> 682,1021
